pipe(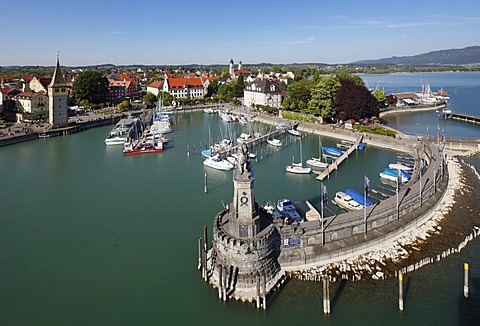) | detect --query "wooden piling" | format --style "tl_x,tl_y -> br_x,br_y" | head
464,263 -> 469,298
204,172 -> 208,193
222,265 -> 228,301
399,273 -> 404,311
323,277 -> 330,314
197,237 -> 202,270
